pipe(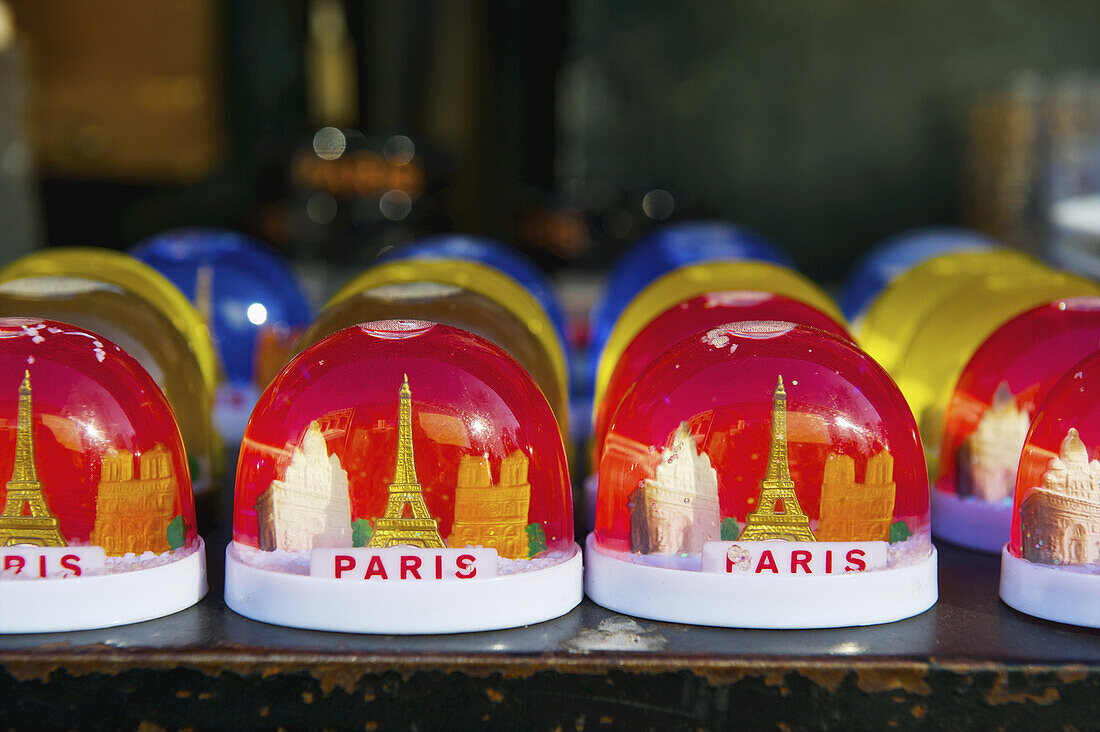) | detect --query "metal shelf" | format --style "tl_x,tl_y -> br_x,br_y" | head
2,529 -> 1098,730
